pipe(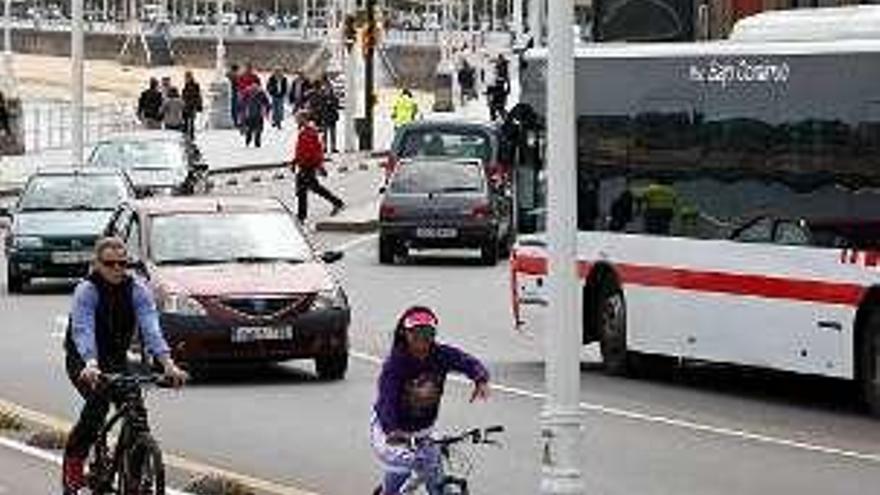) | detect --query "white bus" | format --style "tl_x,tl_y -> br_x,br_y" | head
509,39 -> 880,415
728,5 -> 880,43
